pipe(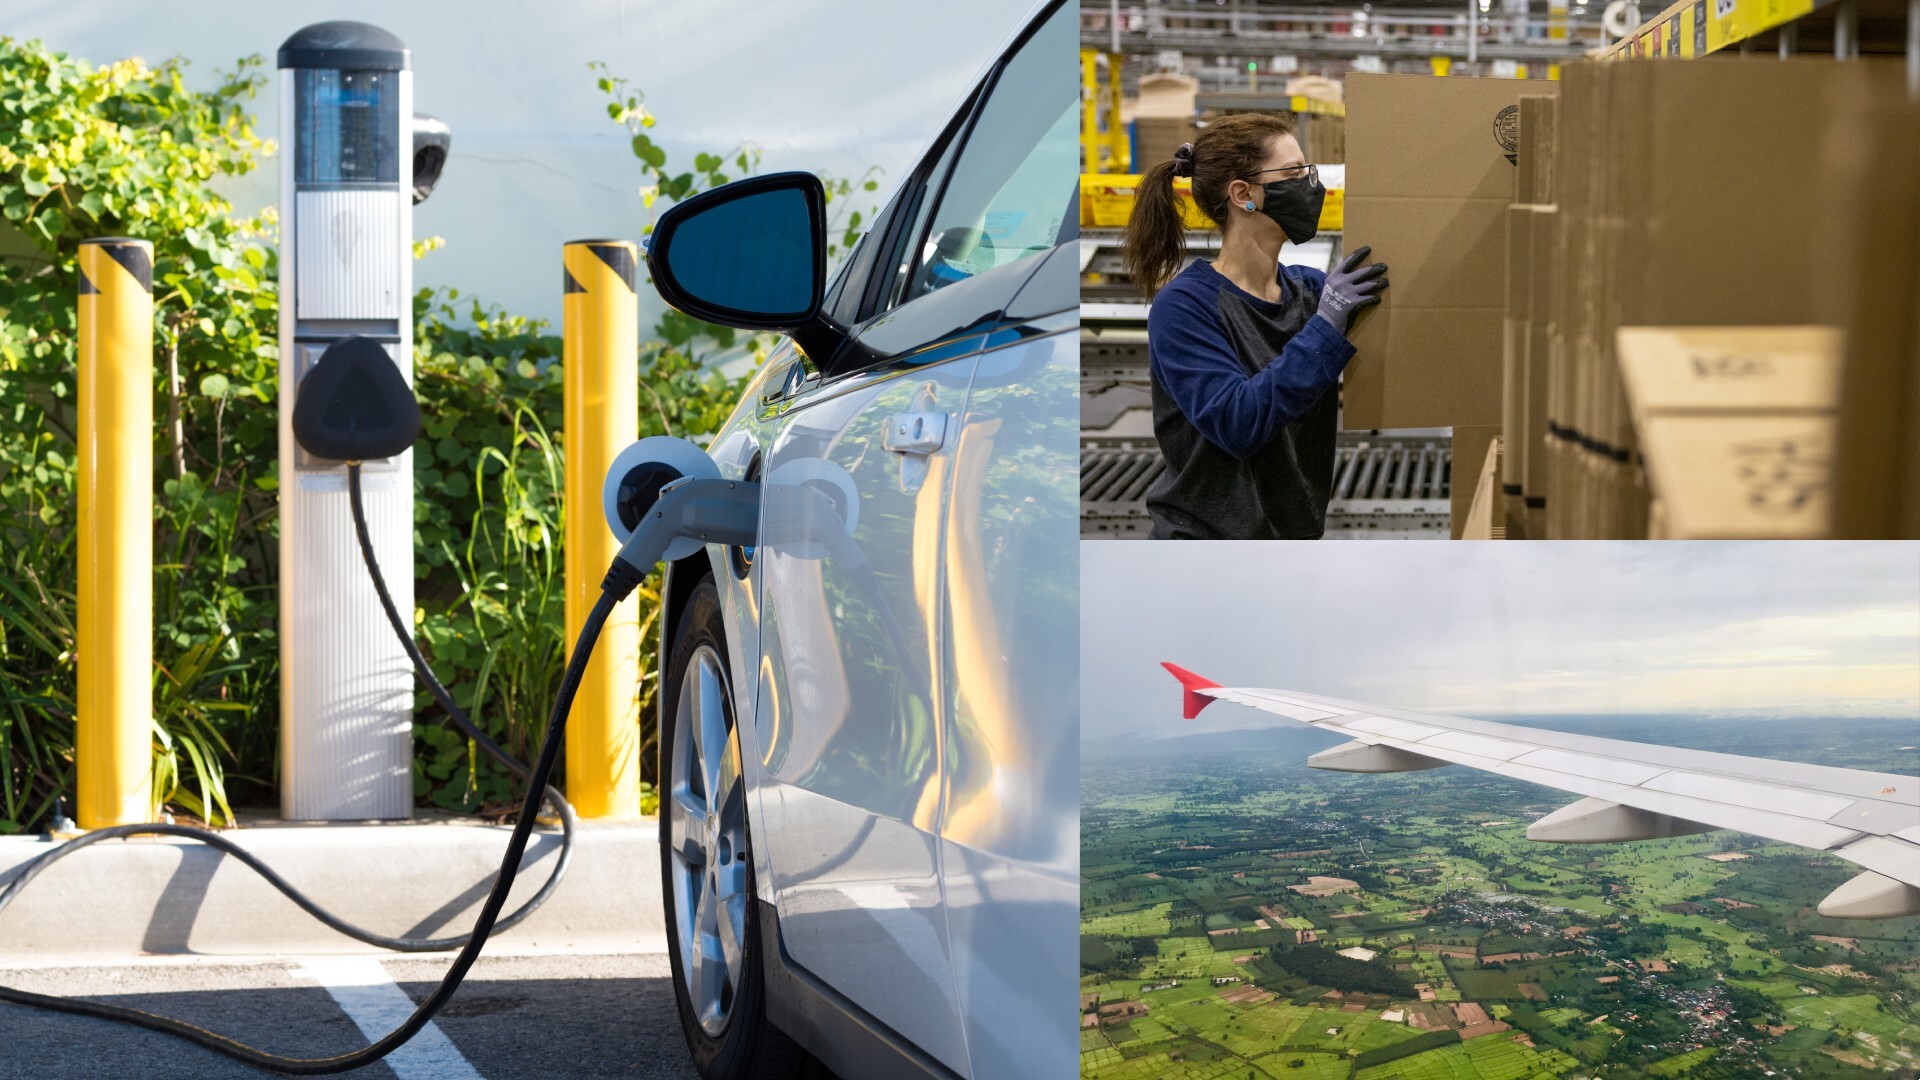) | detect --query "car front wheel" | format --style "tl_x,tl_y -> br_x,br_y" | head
661,575 -> 820,1080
